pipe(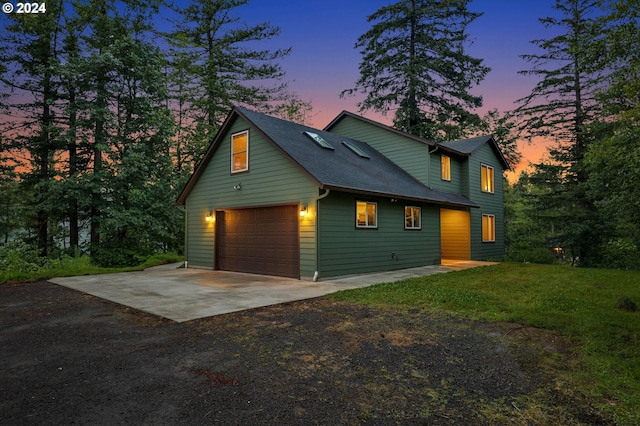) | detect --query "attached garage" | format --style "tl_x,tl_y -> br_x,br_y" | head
177,107 -> 504,279
215,205 -> 300,278
440,209 -> 471,260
